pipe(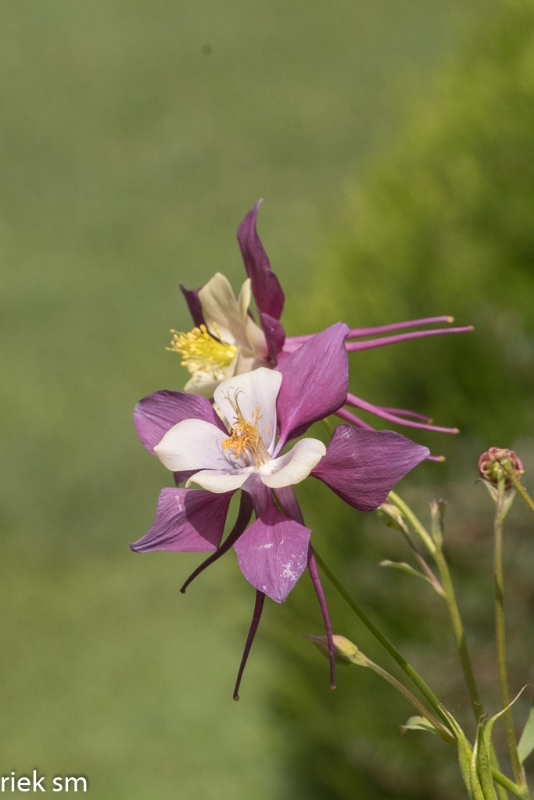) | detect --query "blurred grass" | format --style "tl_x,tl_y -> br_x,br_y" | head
0,1 -> 493,798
